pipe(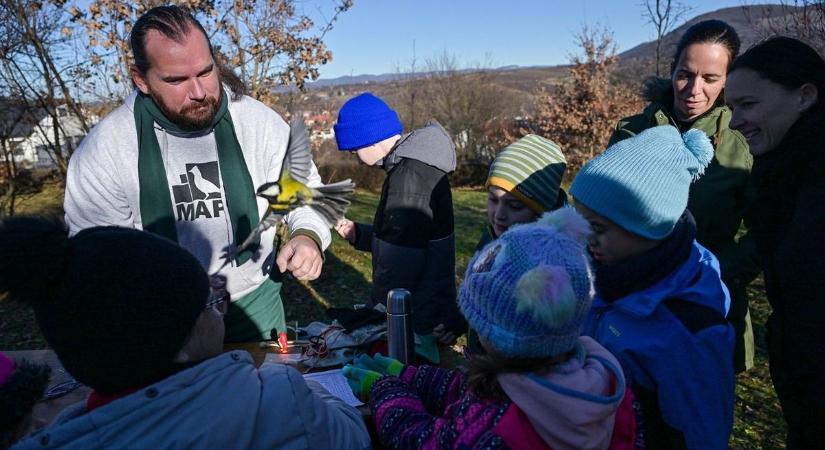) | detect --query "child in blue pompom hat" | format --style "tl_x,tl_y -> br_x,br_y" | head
333,92 -> 467,350
571,125 -> 735,450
